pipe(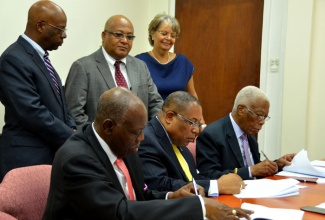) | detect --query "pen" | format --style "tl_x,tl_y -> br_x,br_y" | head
192,178 -> 199,195
296,178 -> 317,183
261,150 -> 269,160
